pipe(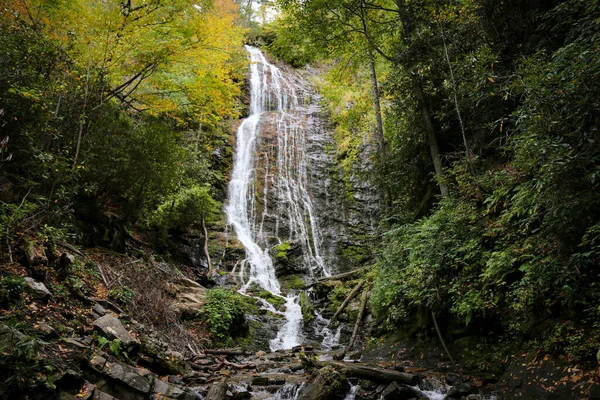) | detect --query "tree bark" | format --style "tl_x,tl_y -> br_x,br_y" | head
360,2 -> 392,205
412,76 -> 448,197
318,361 -> 419,386
331,280 -> 365,322
347,289 -> 370,351
201,218 -> 212,271
312,267 -> 369,284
